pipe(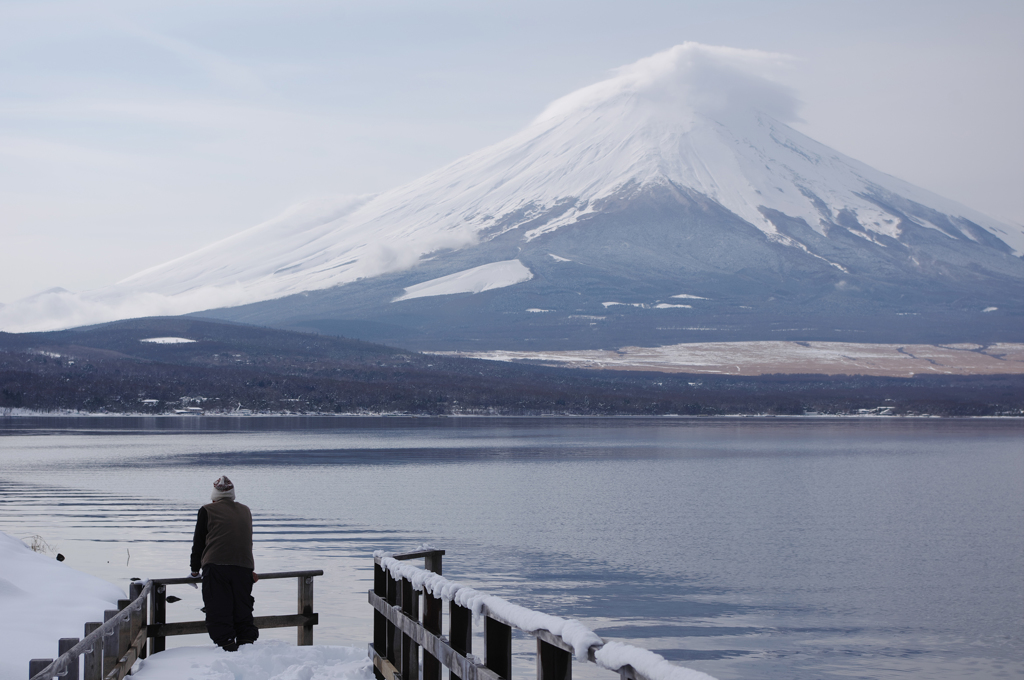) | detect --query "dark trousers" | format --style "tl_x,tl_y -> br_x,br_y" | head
202,563 -> 259,645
